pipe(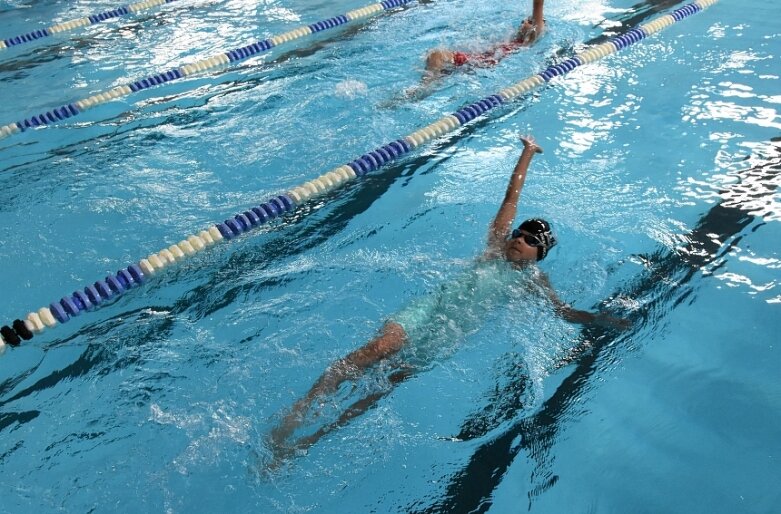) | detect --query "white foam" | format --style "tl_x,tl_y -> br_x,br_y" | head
334,79 -> 368,99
